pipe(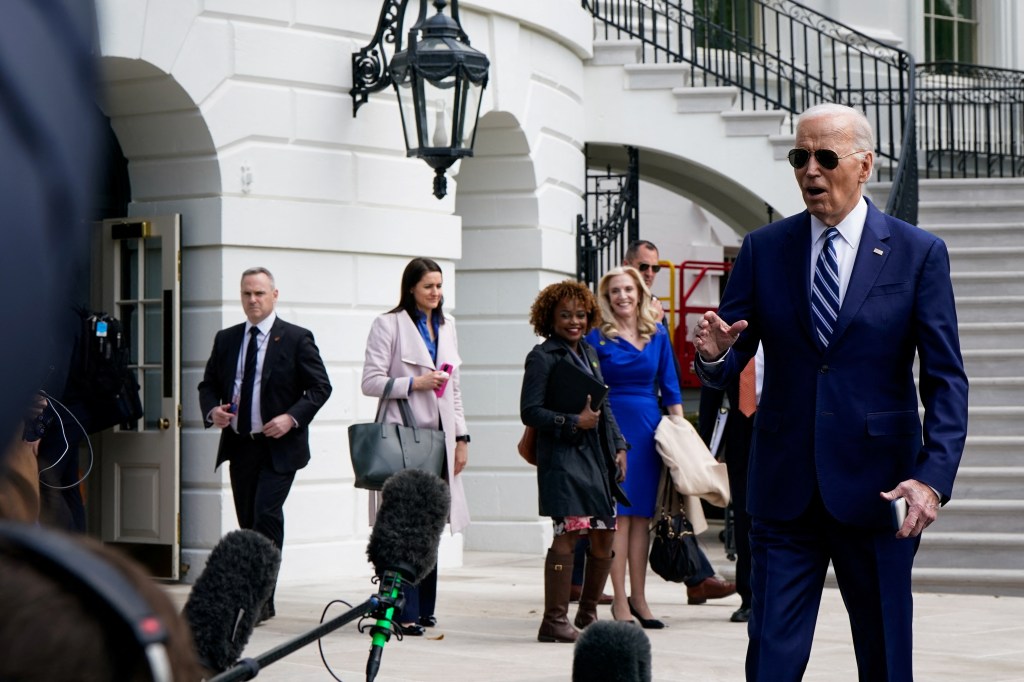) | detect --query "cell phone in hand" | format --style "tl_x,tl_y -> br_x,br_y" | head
890,497 -> 908,531
434,363 -> 454,397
